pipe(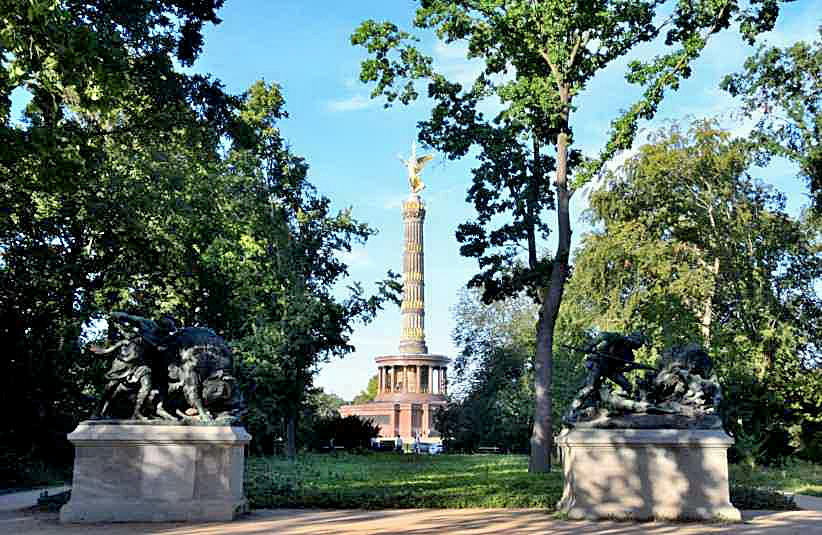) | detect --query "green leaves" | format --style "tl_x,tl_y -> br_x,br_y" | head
221,81 -> 402,455
0,0 -> 231,473
351,19 -> 433,105
351,374 -> 379,405
566,120 -> 822,462
721,29 -> 822,211
353,0 -> 790,474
